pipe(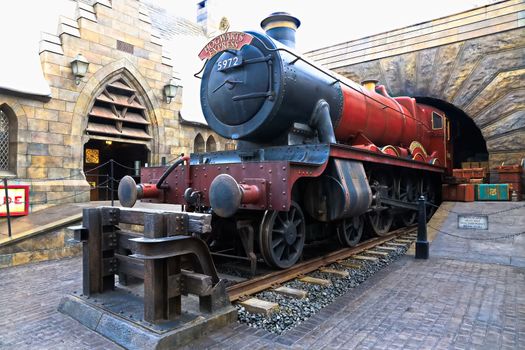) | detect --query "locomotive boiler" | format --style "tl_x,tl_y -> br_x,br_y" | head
119,12 -> 452,269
